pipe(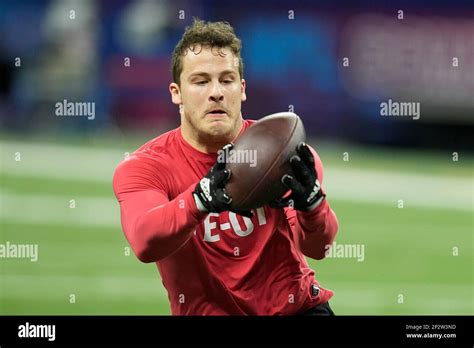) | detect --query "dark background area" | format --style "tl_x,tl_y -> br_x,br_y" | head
0,0 -> 472,150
